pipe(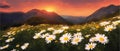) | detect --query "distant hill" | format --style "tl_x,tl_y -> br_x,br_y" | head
62,15 -> 86,24
0,12 -> 25,27
25,9 -> 68,24
86,4 -> 120,22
